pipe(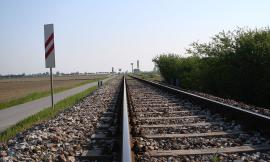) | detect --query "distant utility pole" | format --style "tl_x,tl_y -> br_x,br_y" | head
44,24 -> 56,109
131,63 -> 134,73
